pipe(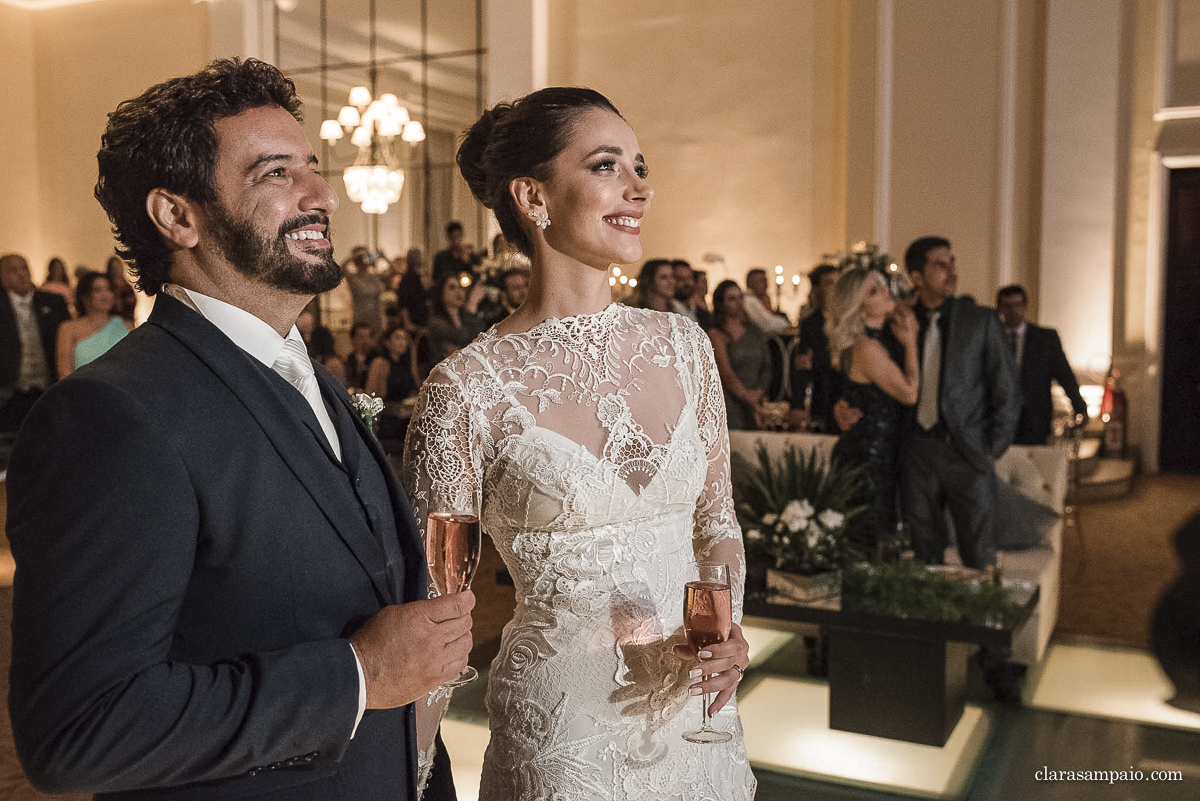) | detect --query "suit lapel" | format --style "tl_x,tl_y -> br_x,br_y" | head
147,294 -> 394,604
325,377 -> 428,603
